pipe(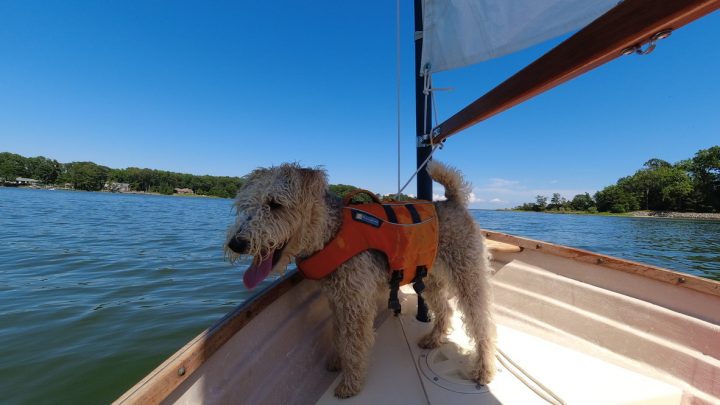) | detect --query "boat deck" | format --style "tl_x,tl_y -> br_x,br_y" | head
118,232 -> 720,405
317,287 -> 681,405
